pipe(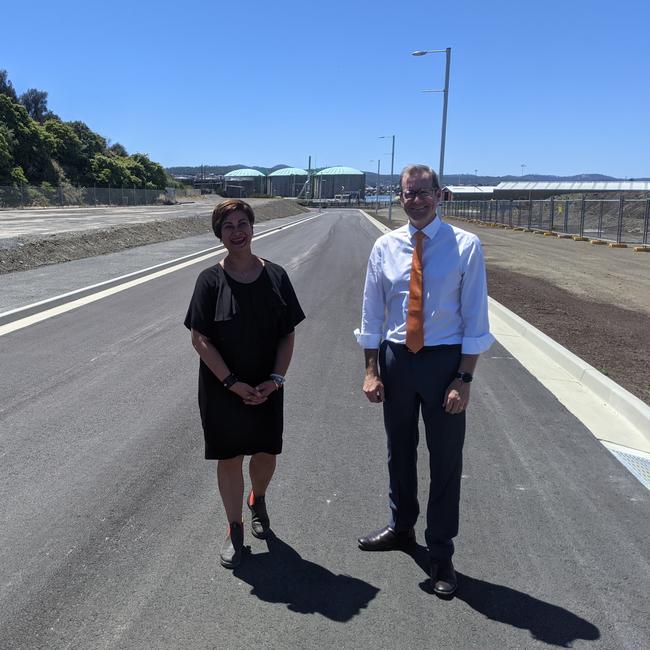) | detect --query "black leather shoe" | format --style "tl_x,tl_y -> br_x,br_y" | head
247,492 -> 270,539
430,558 -> 457,596
220,522 -> 244,569
358,526 -> 415,551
